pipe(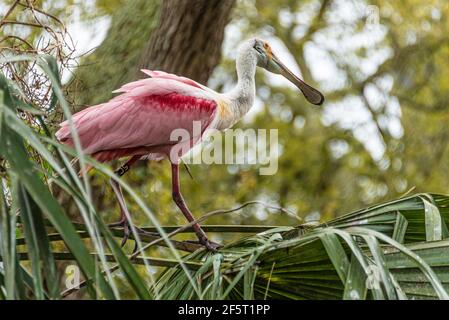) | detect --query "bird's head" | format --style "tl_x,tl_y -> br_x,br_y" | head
251,38 -> 324,106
